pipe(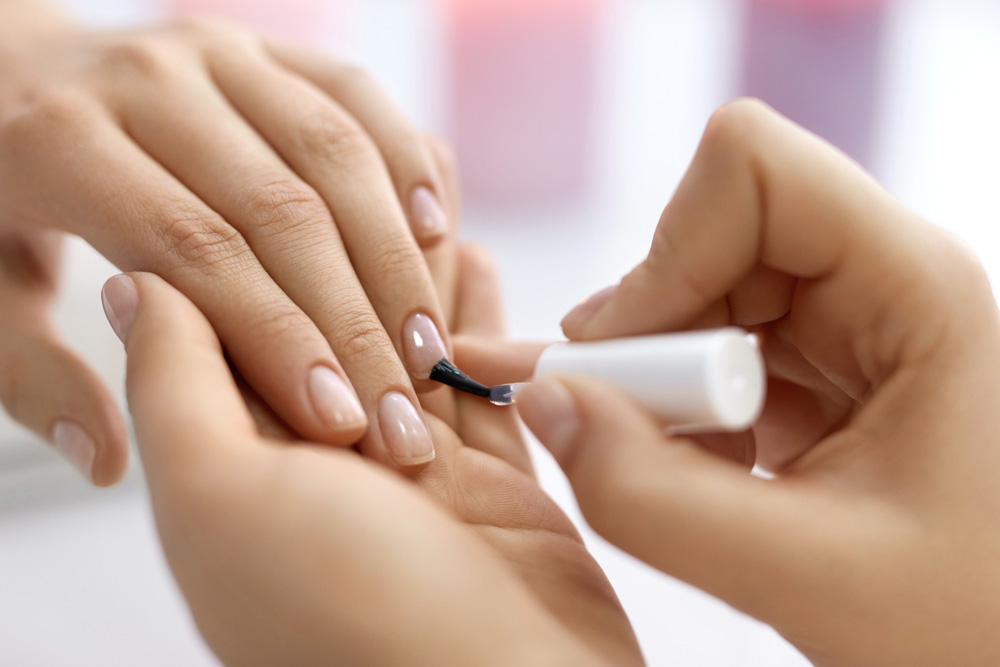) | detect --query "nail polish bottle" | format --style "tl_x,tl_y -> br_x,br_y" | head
738,0 -> 889,169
